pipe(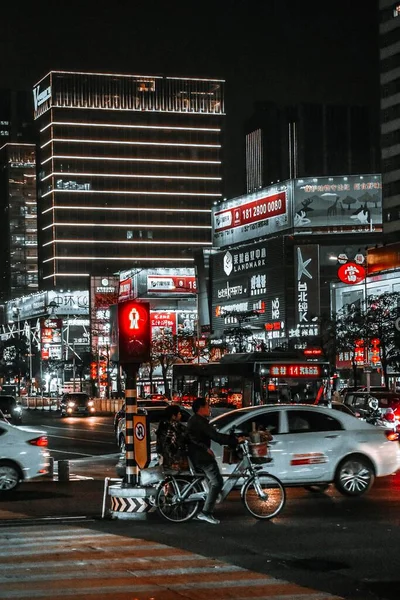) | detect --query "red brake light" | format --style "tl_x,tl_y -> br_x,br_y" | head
28,436 -> 48,447
384,411 -> 395,422
385,431 -> 399,442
